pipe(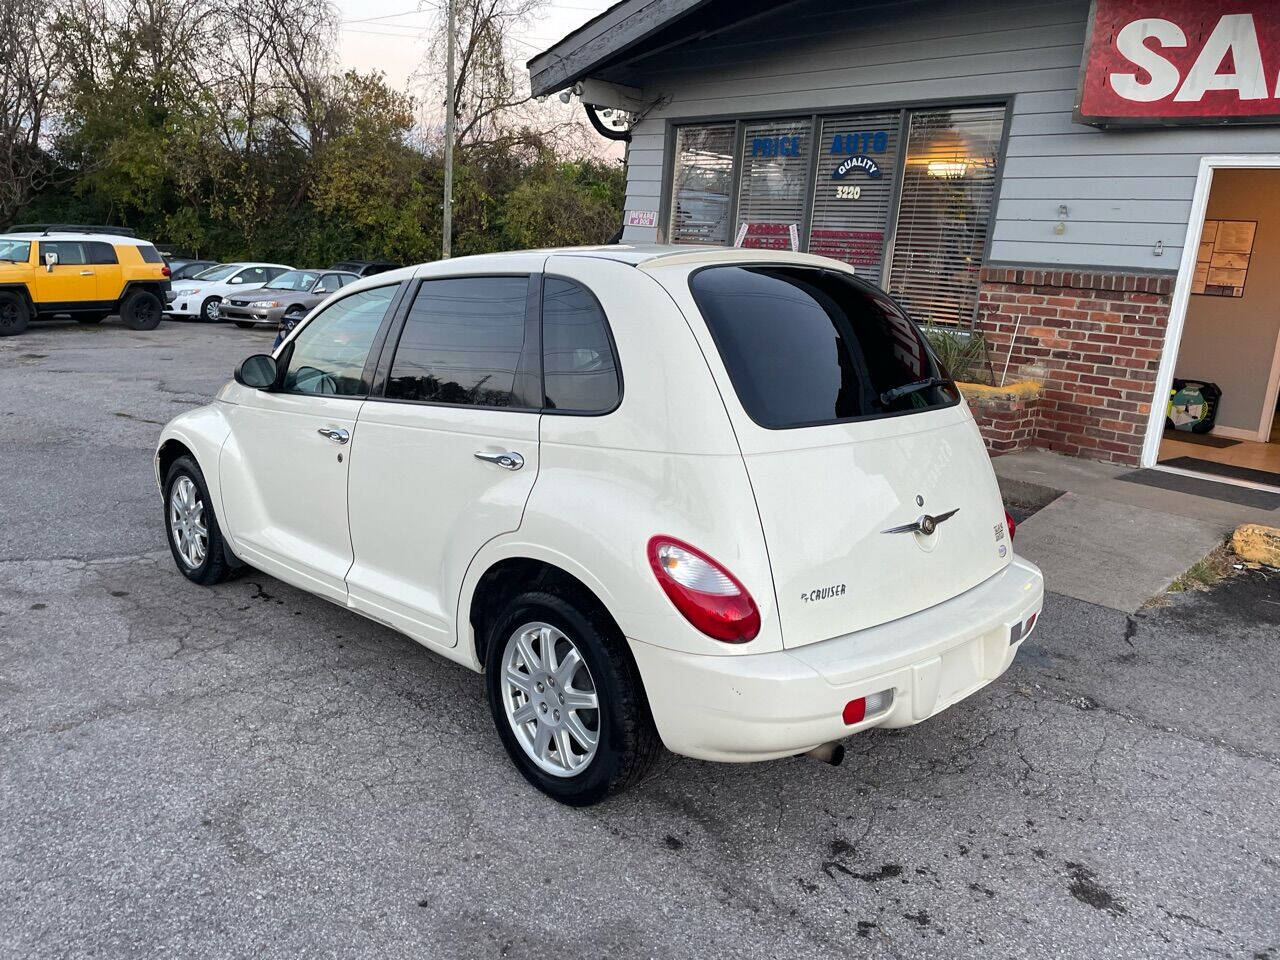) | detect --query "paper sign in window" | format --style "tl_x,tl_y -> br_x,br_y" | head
1193,220 -> 1255,298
